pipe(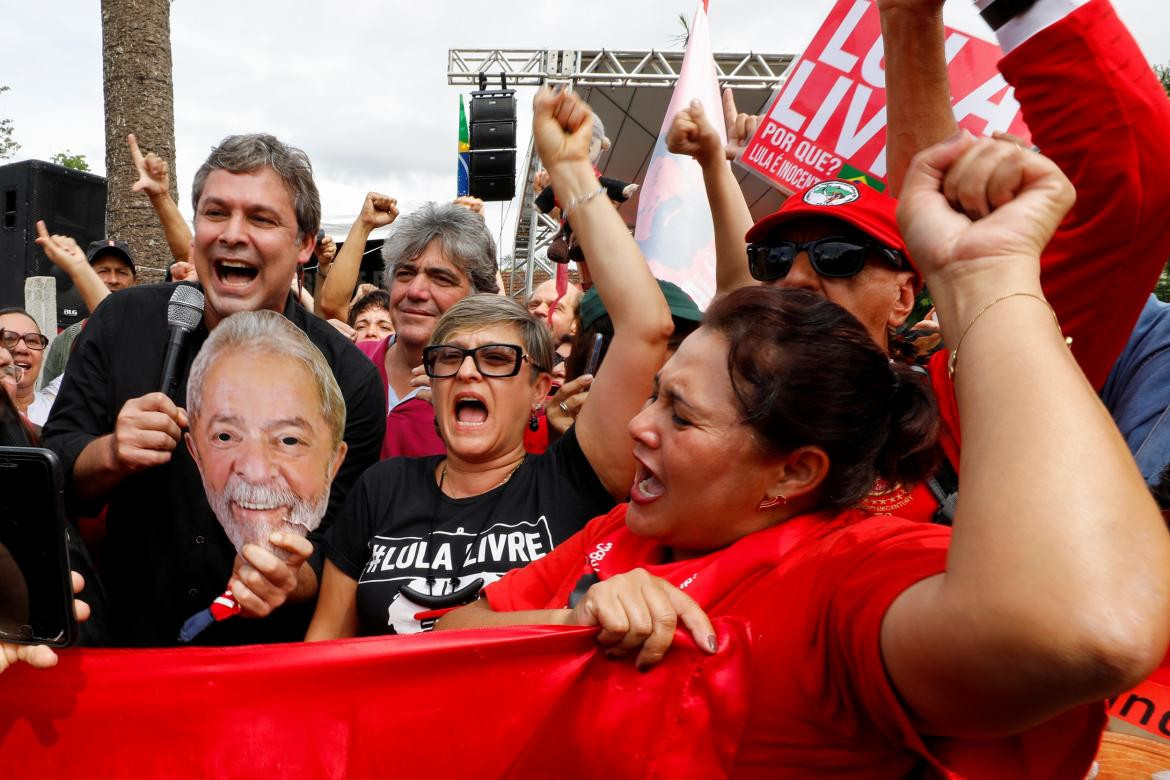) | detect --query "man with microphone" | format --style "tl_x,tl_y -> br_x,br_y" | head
40,134 -> 385,647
